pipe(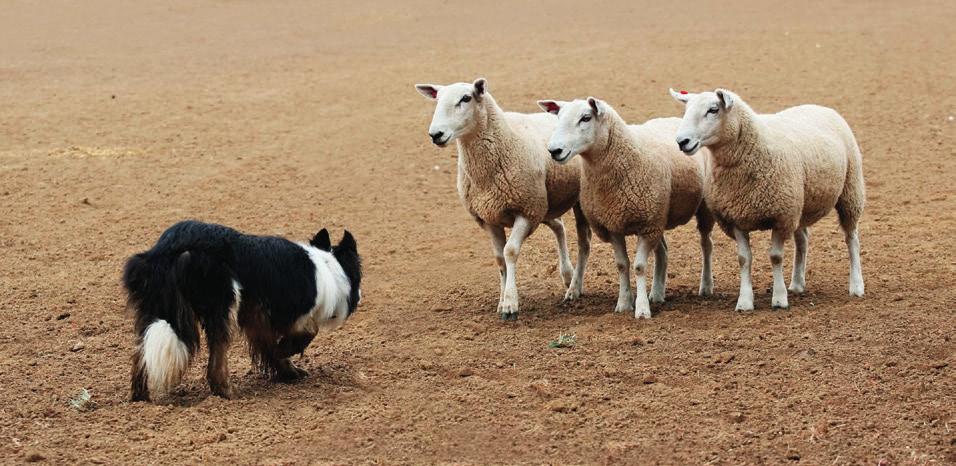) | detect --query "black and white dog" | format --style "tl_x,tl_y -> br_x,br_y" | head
122,220 -> 362,401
